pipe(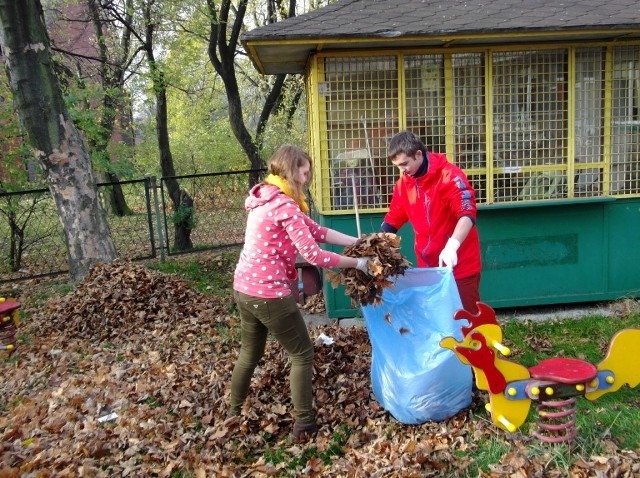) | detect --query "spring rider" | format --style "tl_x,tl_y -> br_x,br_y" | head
440,302 -> 640,443
0,297 -> 21,354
